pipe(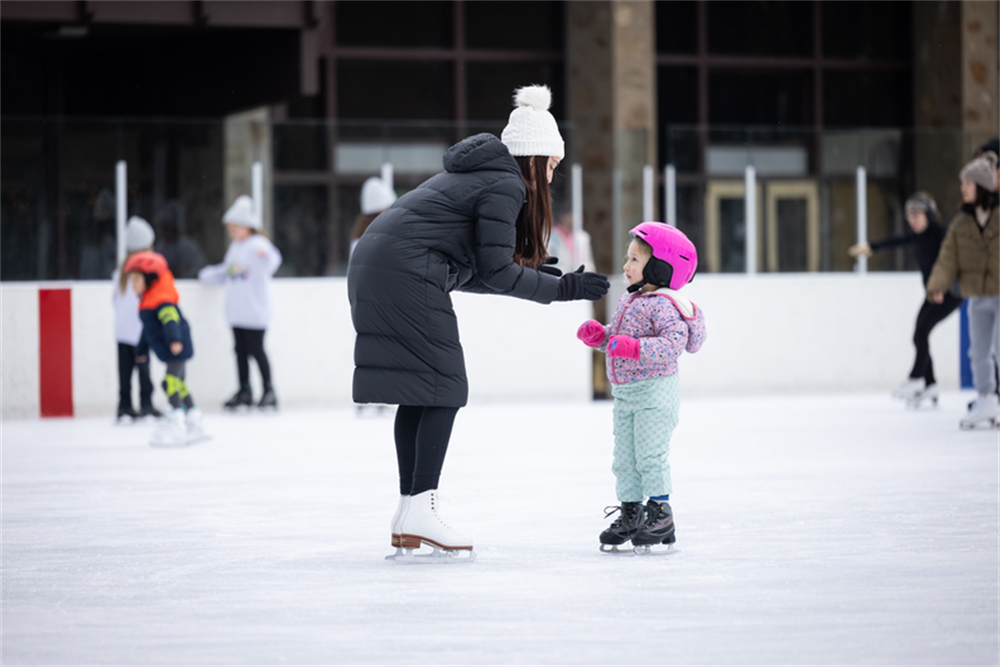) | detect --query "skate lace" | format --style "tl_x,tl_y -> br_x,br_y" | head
604,505 -> 637,529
